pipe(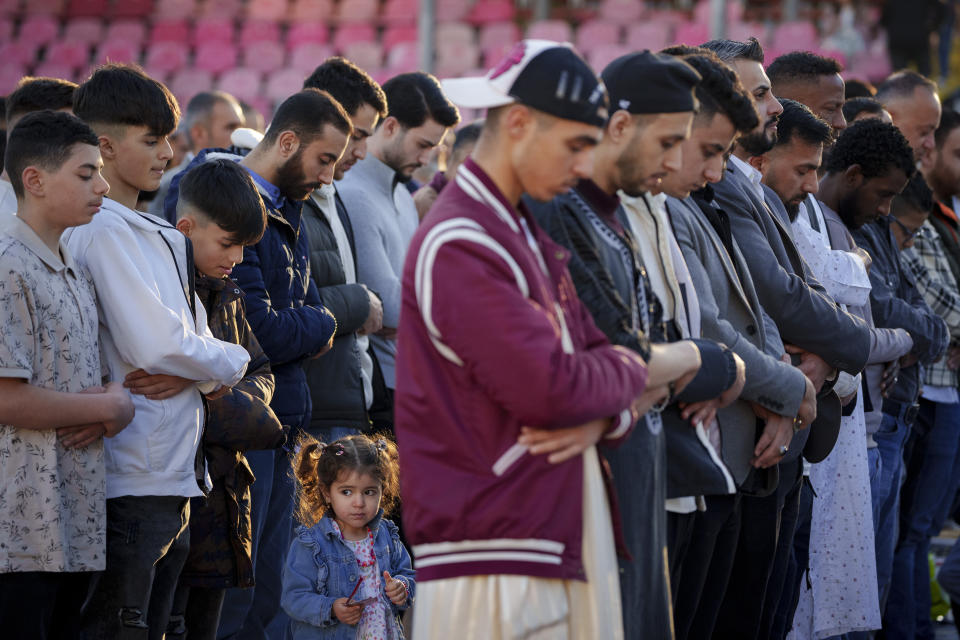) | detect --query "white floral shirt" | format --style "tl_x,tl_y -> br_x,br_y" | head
0,216 -> 105,573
